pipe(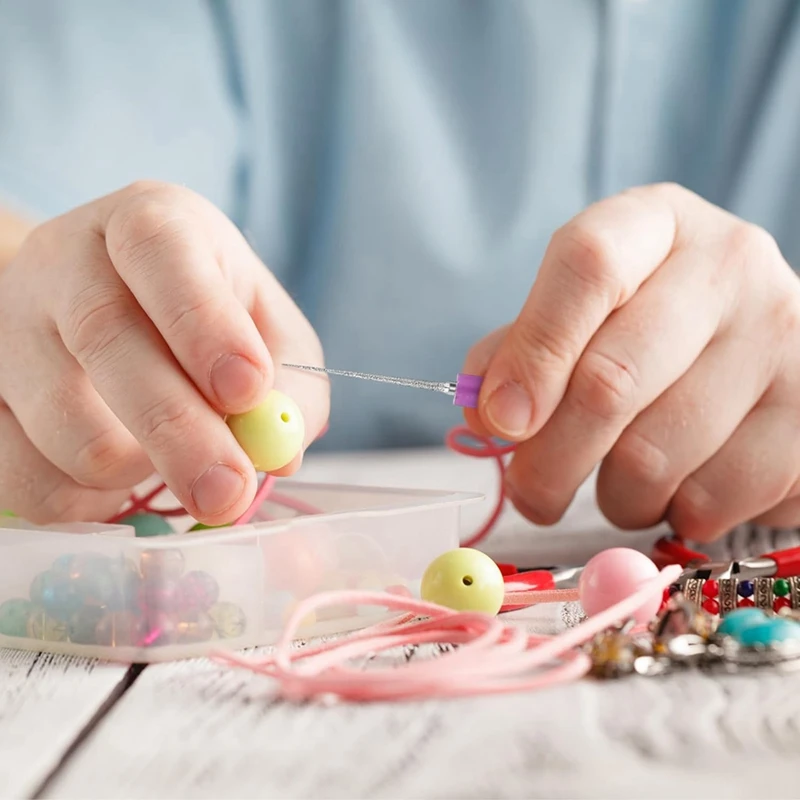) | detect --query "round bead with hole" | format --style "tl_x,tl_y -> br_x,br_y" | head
226,390 -> 305,472
420,548 -> 505,615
